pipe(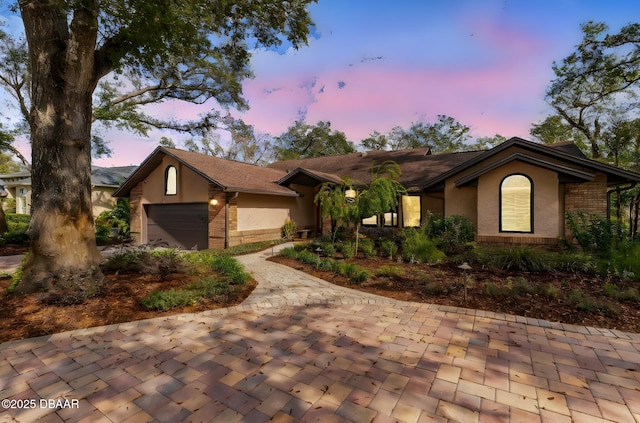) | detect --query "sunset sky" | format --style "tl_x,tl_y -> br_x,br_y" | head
4,1 -> 640,166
